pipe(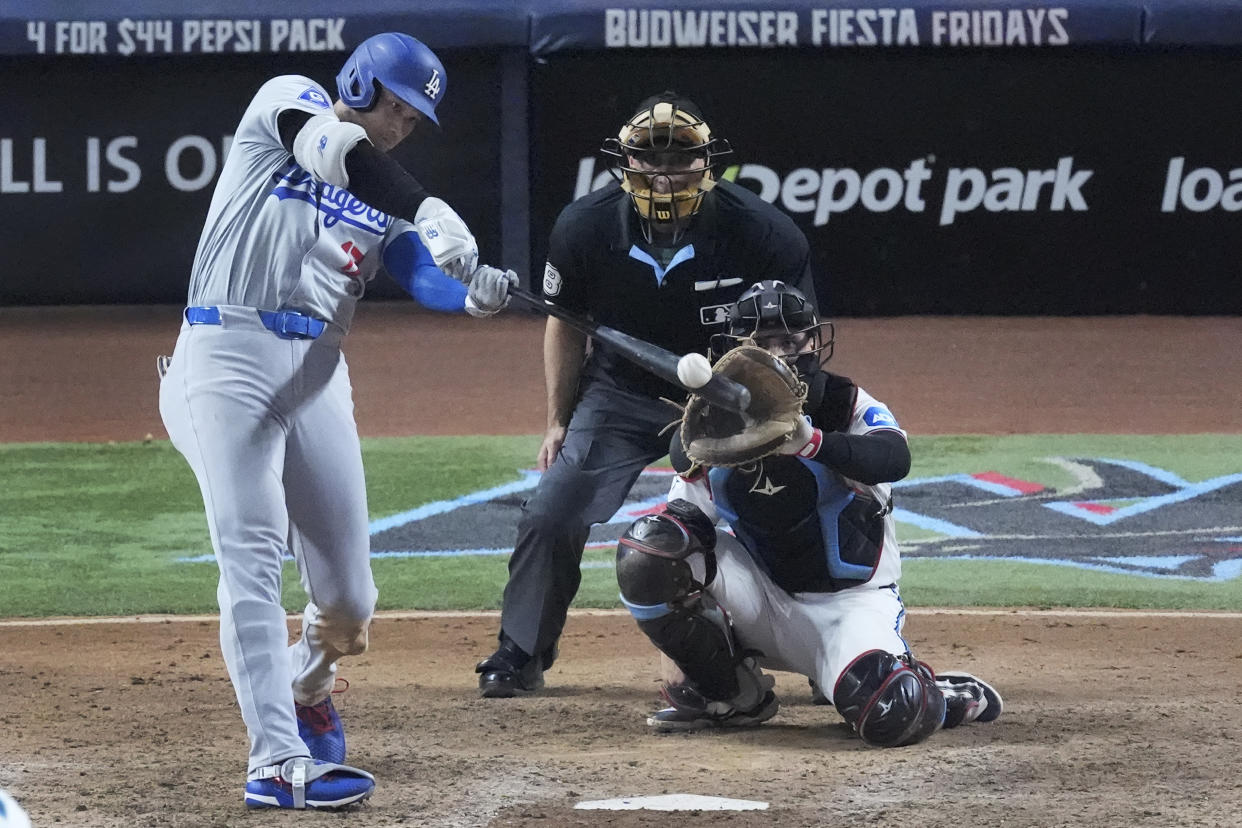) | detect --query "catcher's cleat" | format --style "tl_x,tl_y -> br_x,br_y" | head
244,757 -> 374,810
808,677 -> 831,706
936,671 -> 1003,727
475,639 -> 545,698
296,693 -> 346,764
648,689 -> 780,733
